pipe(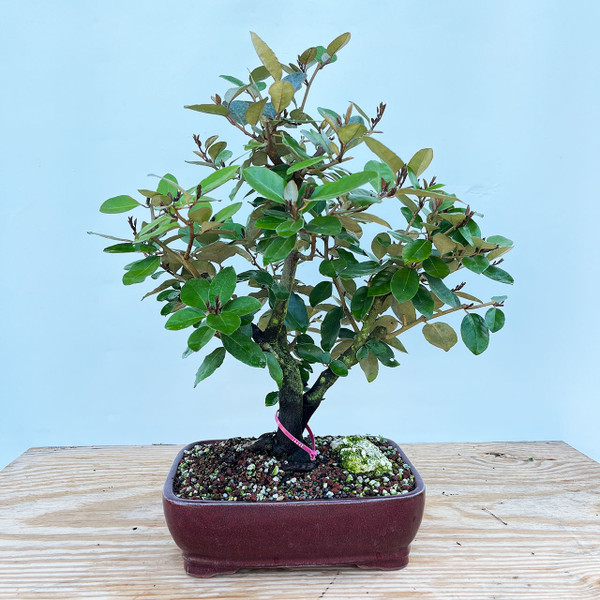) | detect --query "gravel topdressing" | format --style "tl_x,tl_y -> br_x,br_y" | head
174,436 -> 416,502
